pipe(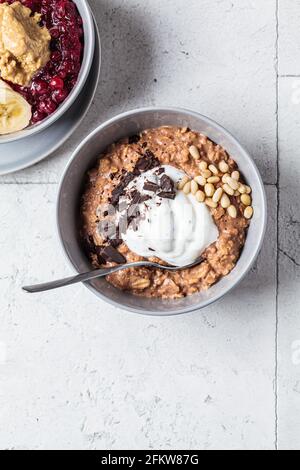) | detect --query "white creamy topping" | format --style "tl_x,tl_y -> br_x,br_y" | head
121,165 -> 219,267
